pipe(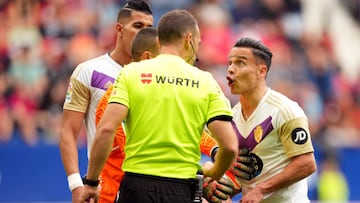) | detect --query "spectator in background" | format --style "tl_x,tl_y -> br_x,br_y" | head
0,5 -> 11,144
229,0 -> 260,24
191,3 -> 233,67
186,1 -> 238,106
8,45 -> 47,146
5,0 -> 46,146
301,0 -> 360,84
37,38 -> 73,144
317,155 -> 349,202
0,72 -> 13,143
59,1 -> 153,202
